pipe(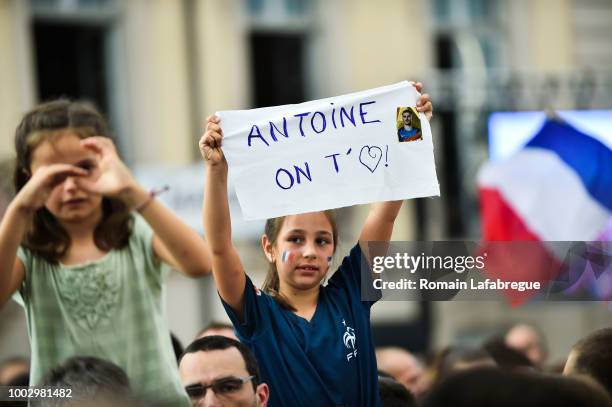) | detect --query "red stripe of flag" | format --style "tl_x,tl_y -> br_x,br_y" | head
479,187 -> 563,306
